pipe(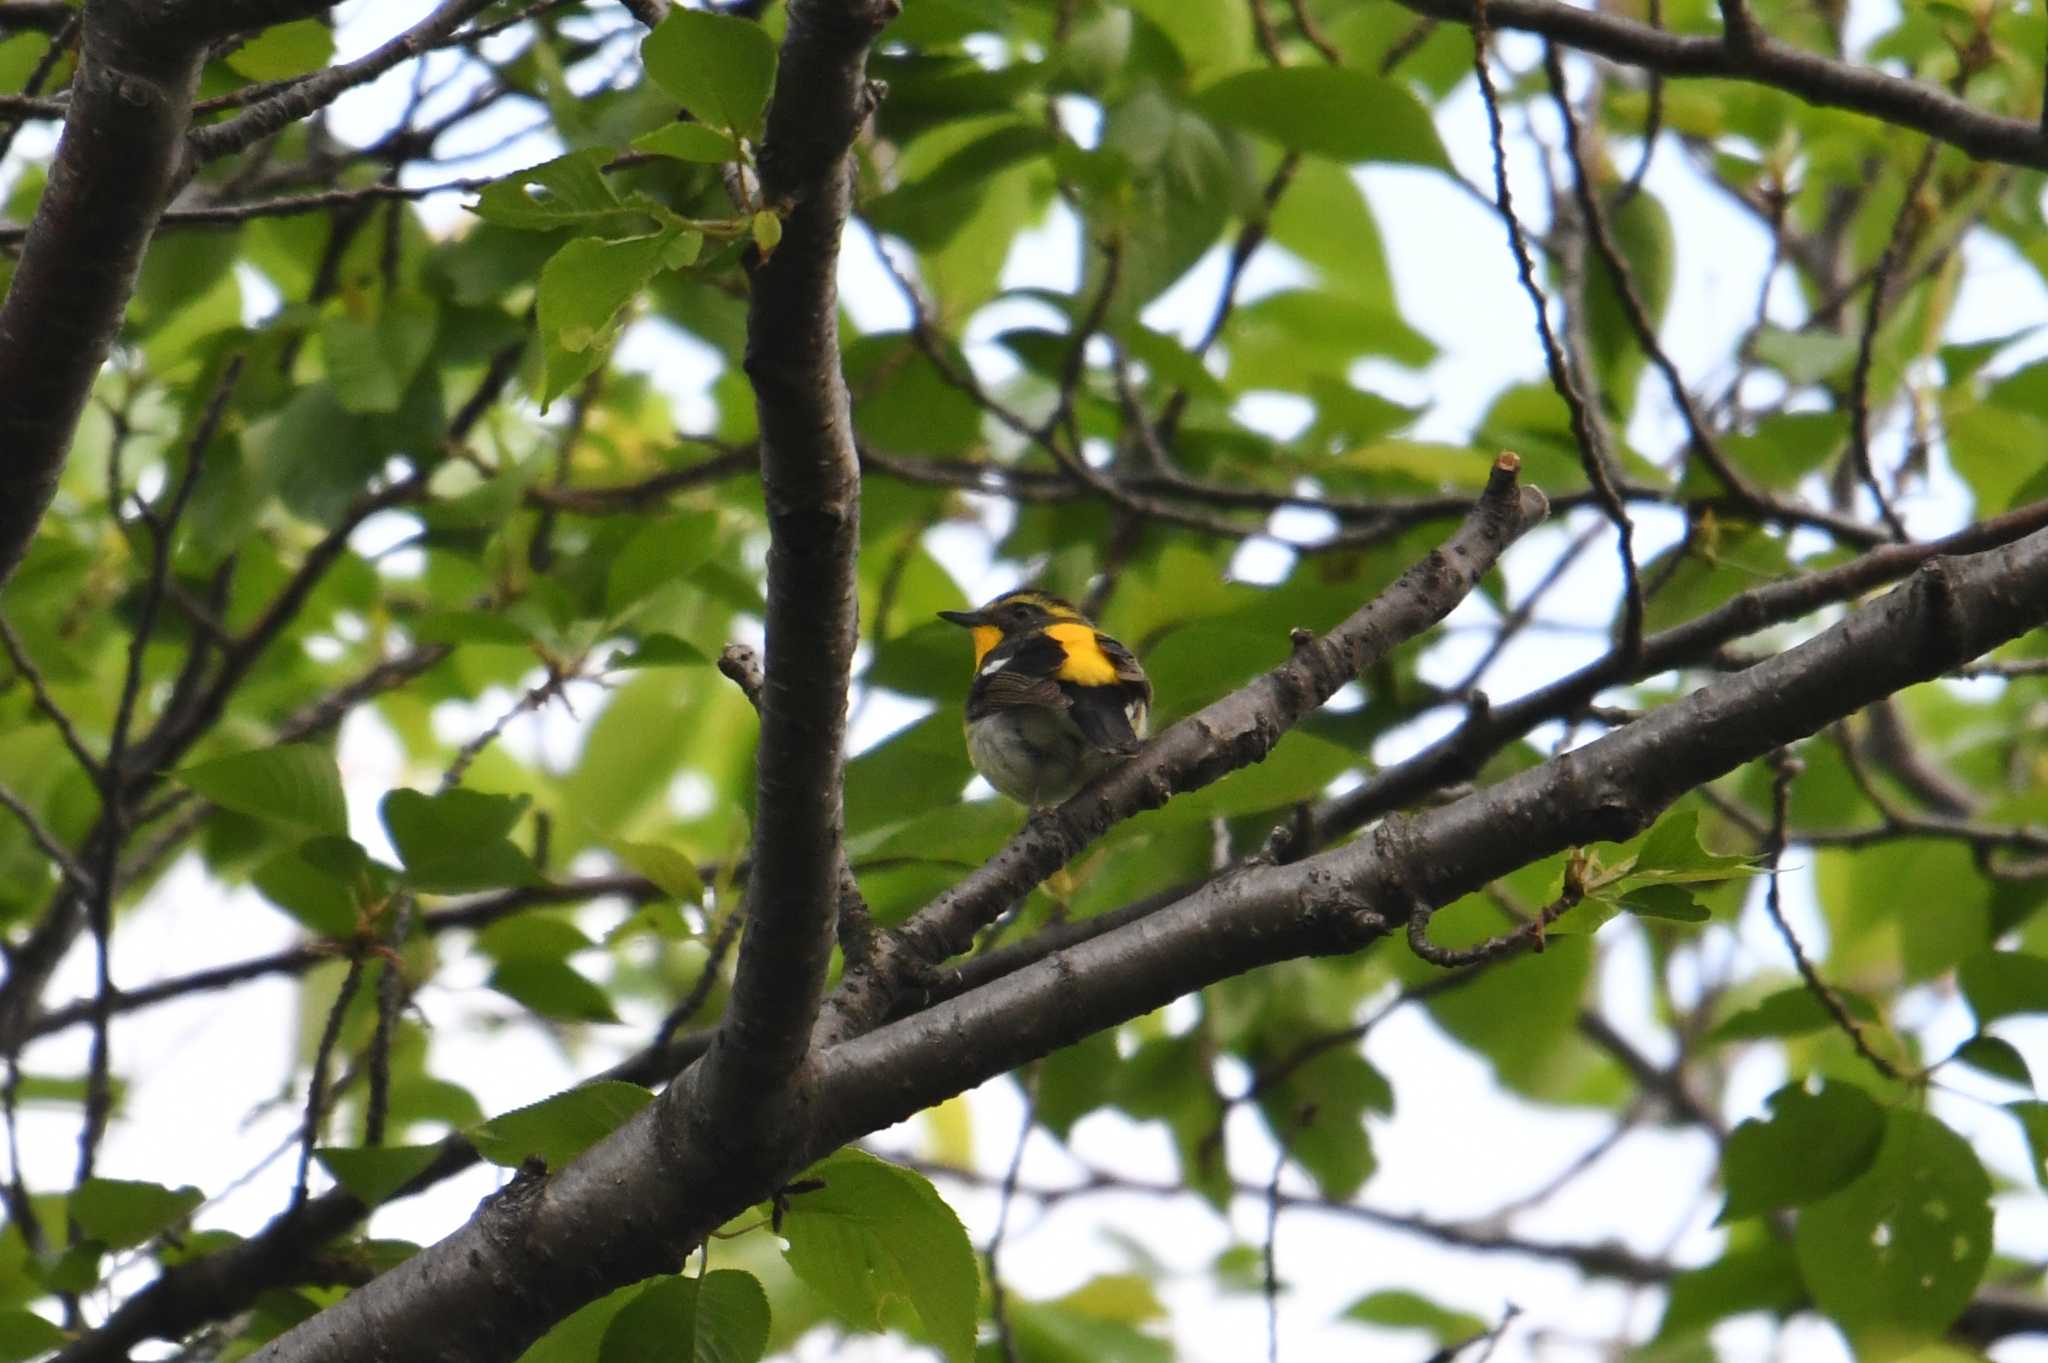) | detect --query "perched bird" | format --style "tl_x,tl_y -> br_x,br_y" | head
938,589 -> 1152,810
